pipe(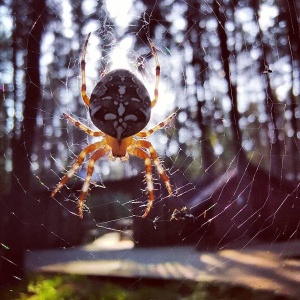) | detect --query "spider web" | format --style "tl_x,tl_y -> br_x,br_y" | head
1,0 -> 300,298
